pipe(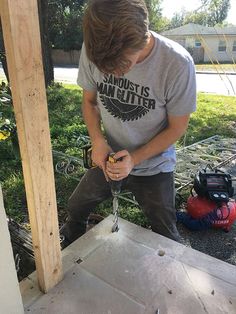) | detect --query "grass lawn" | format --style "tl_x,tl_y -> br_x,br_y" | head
1,83 -> 236,227
183,93 -> 236,146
